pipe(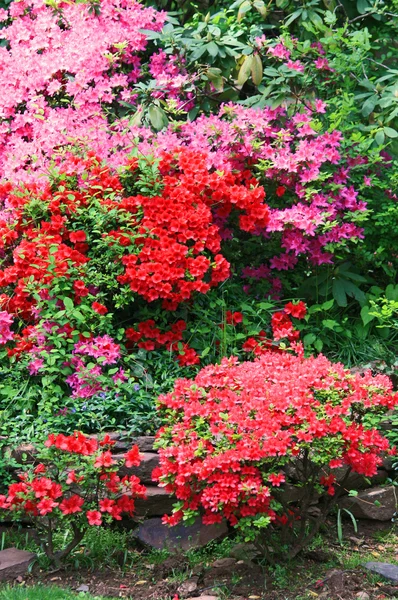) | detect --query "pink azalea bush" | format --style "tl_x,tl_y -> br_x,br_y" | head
0,0 -> 167,181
